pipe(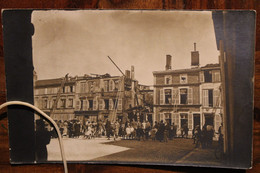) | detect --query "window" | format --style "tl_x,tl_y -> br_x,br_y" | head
164,89 -> 172,104
99,99 -> 105,110
62,87 -> 65,93
43,99 -> 48,109
80,82 -> 86,93
118,99 -> 122,110
104,99 -> 109,110
204,70 -> 212,82
114,80 -> 119,90
51,98 -> 56,109
109,80 -> 114,91
104,80 -> 109,92
89,100 -> 93,110
60,99 -> 66,108
89,82 -> 95,92
202,89 -> 213,107
180,74 -> 187,84
93,97 -> 98,110
180,113 -> 188,128
165,113 -> 172,125
214,71 -> 221,82
165,75 -> 172,85
180,88 -> 188,104
70,86 -> 74,92
47,88 -> 53,94
68,99 -> 73,108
